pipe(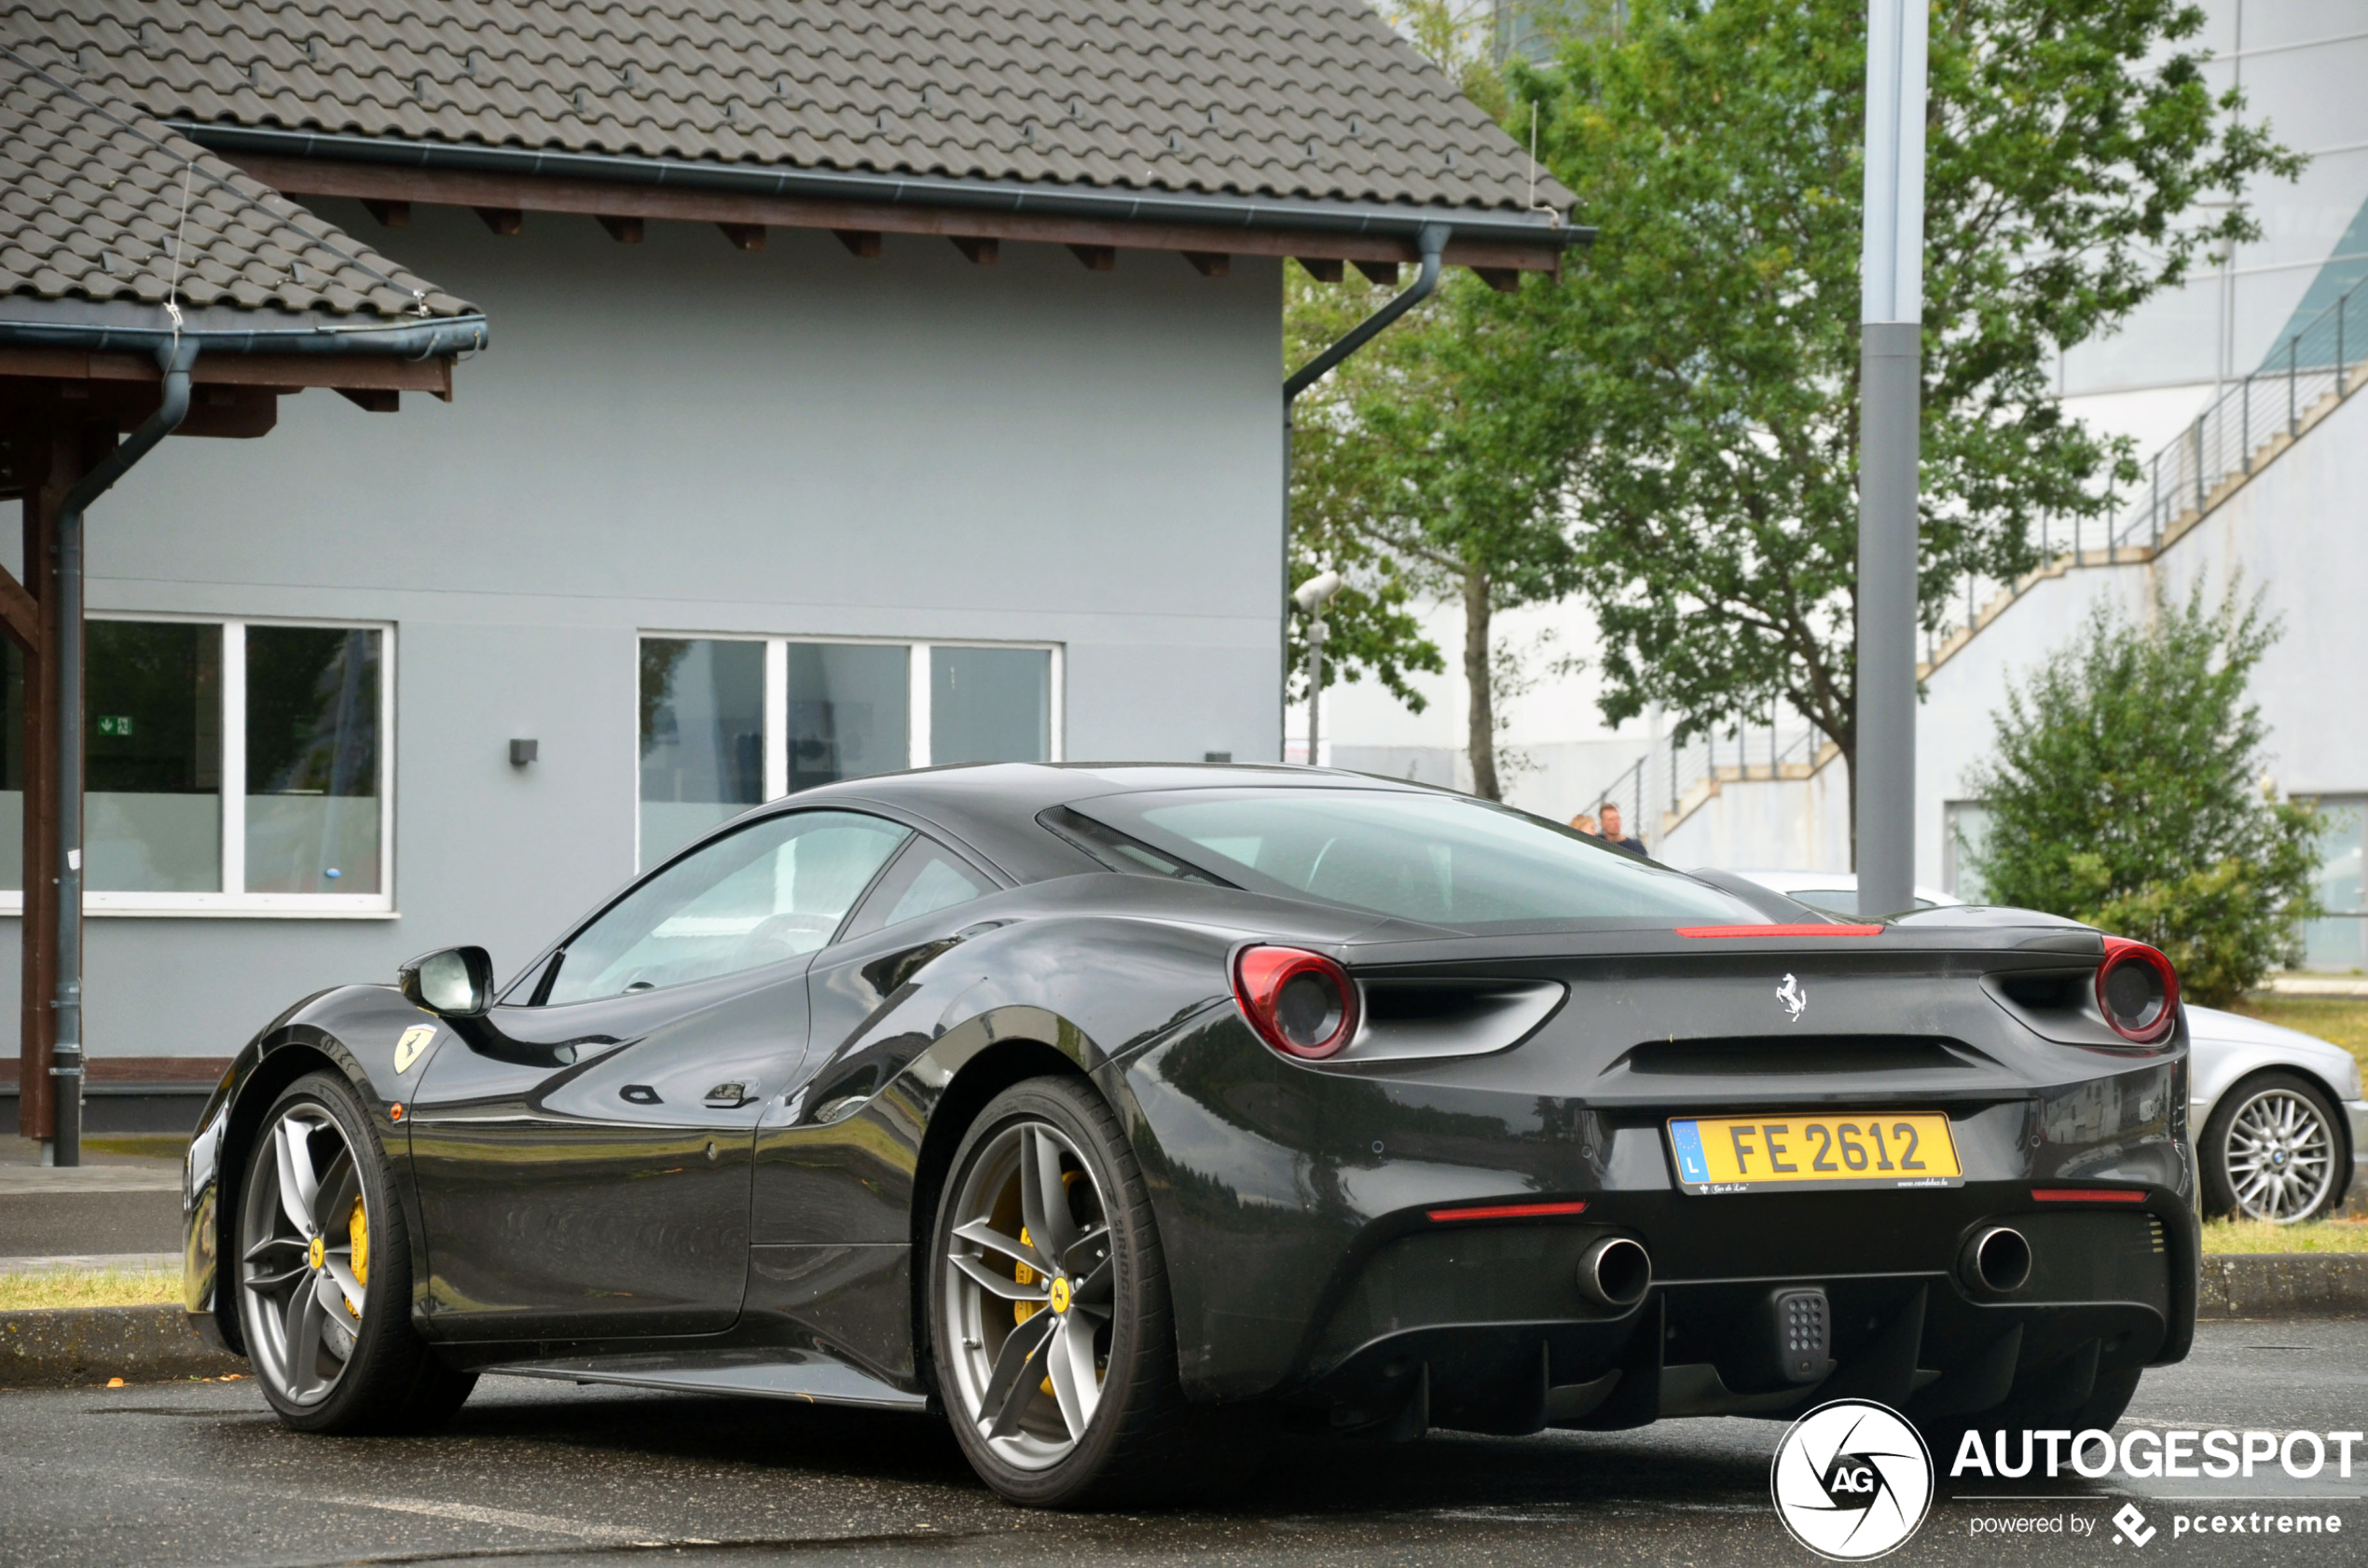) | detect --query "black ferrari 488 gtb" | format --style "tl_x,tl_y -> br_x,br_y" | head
184,763 -> 2196,1506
